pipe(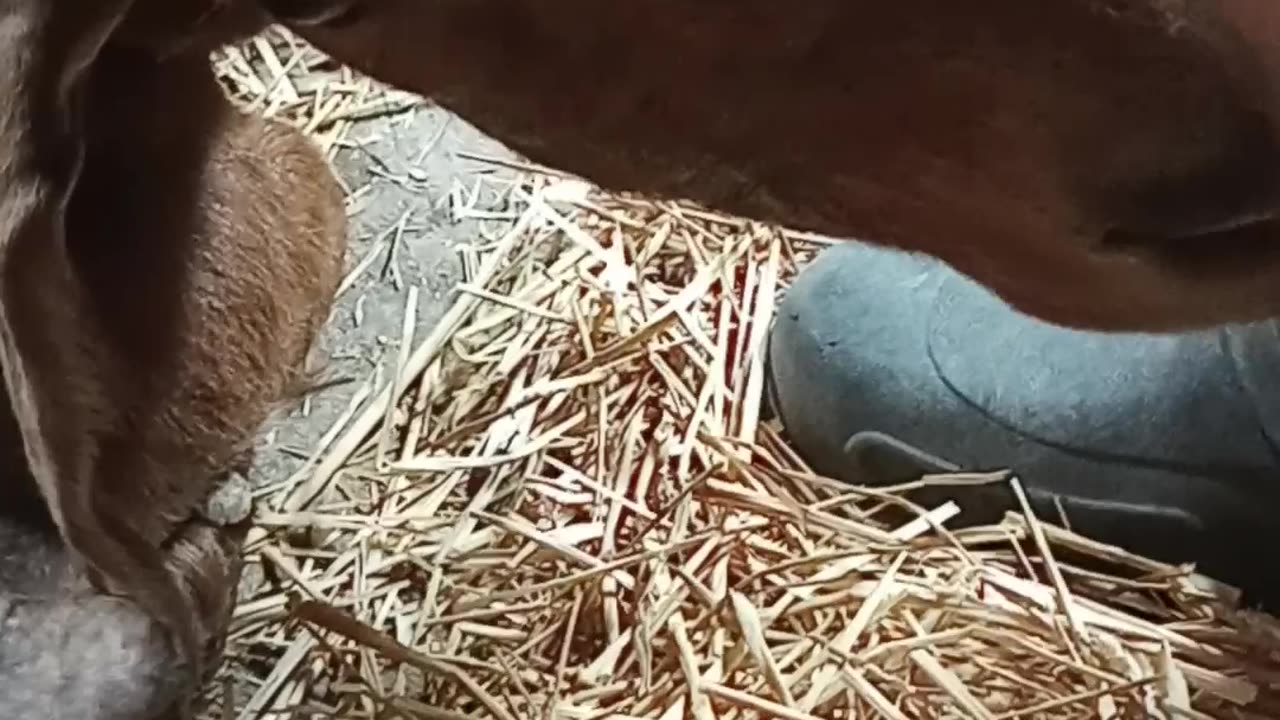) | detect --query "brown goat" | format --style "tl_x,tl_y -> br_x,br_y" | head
261,0 -> 1280,332
0,7 -> 348,715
